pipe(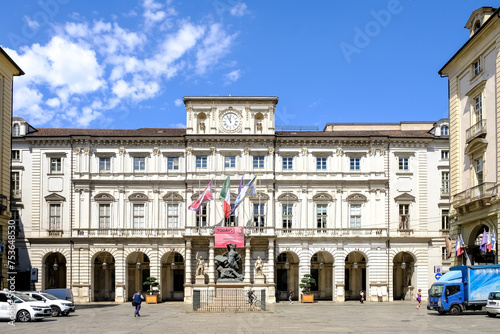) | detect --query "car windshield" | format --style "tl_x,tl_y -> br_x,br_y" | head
429,285 -> 444,298
12,292 -> 37,302
489,292 -> 500,300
